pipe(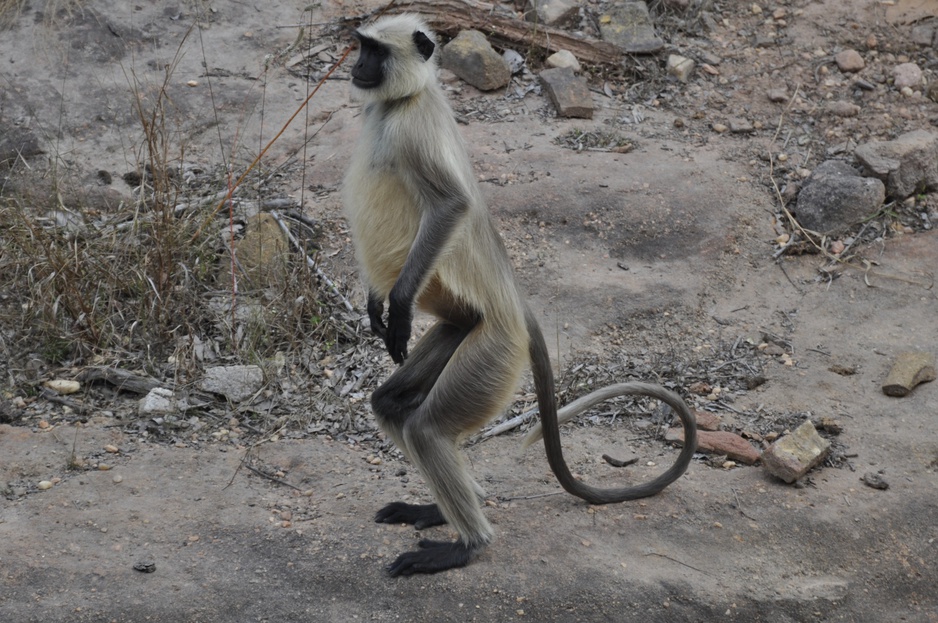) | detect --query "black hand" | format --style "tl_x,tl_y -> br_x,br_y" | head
385,291 -> 412,364
366,291 -> 387,339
